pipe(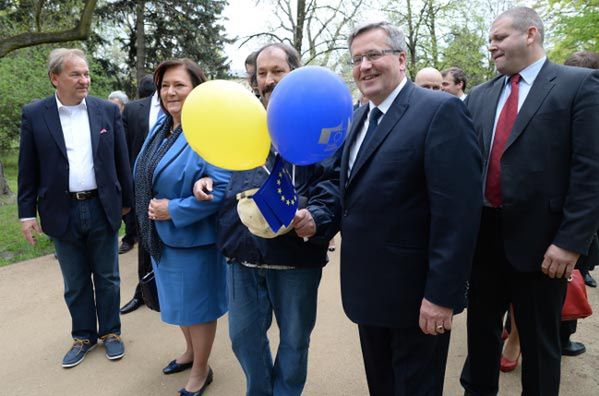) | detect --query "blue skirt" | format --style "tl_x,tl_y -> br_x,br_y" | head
152,244 -> 227,326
